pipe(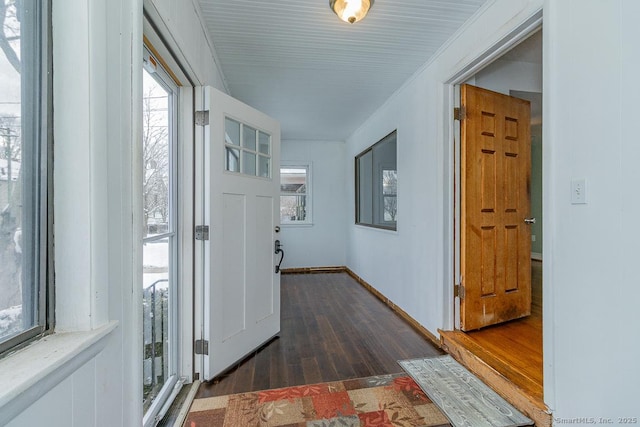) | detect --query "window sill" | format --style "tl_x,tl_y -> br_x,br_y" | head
354,223 -> 398,234
0,321 -> 119,425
